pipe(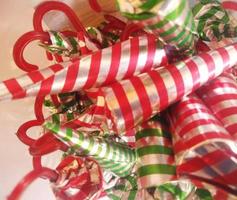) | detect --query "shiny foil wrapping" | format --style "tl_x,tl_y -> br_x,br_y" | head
135,119 -> 176,189
168,94 -> 237,192
105,178 -> 197,200
117,0 -> 197,54
0,35 -> 167,101
4,0 -> 237,199
101,43 -> 237,133
52,156 -> 102,200
197,72 -> 237,140
193,0 -> 237,42
45,122 -> 137,177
